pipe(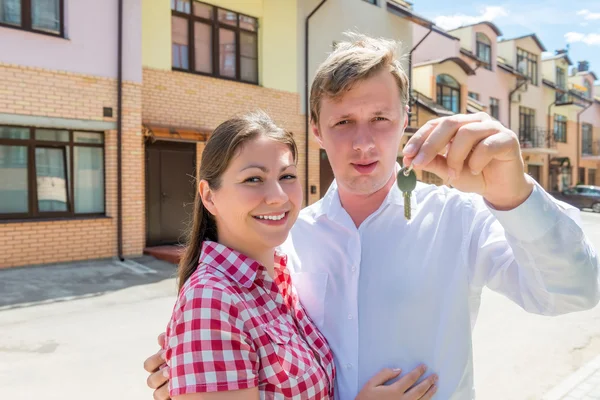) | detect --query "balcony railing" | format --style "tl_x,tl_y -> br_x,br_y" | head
519,127 -> 556,150
582,140 -> 600,157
